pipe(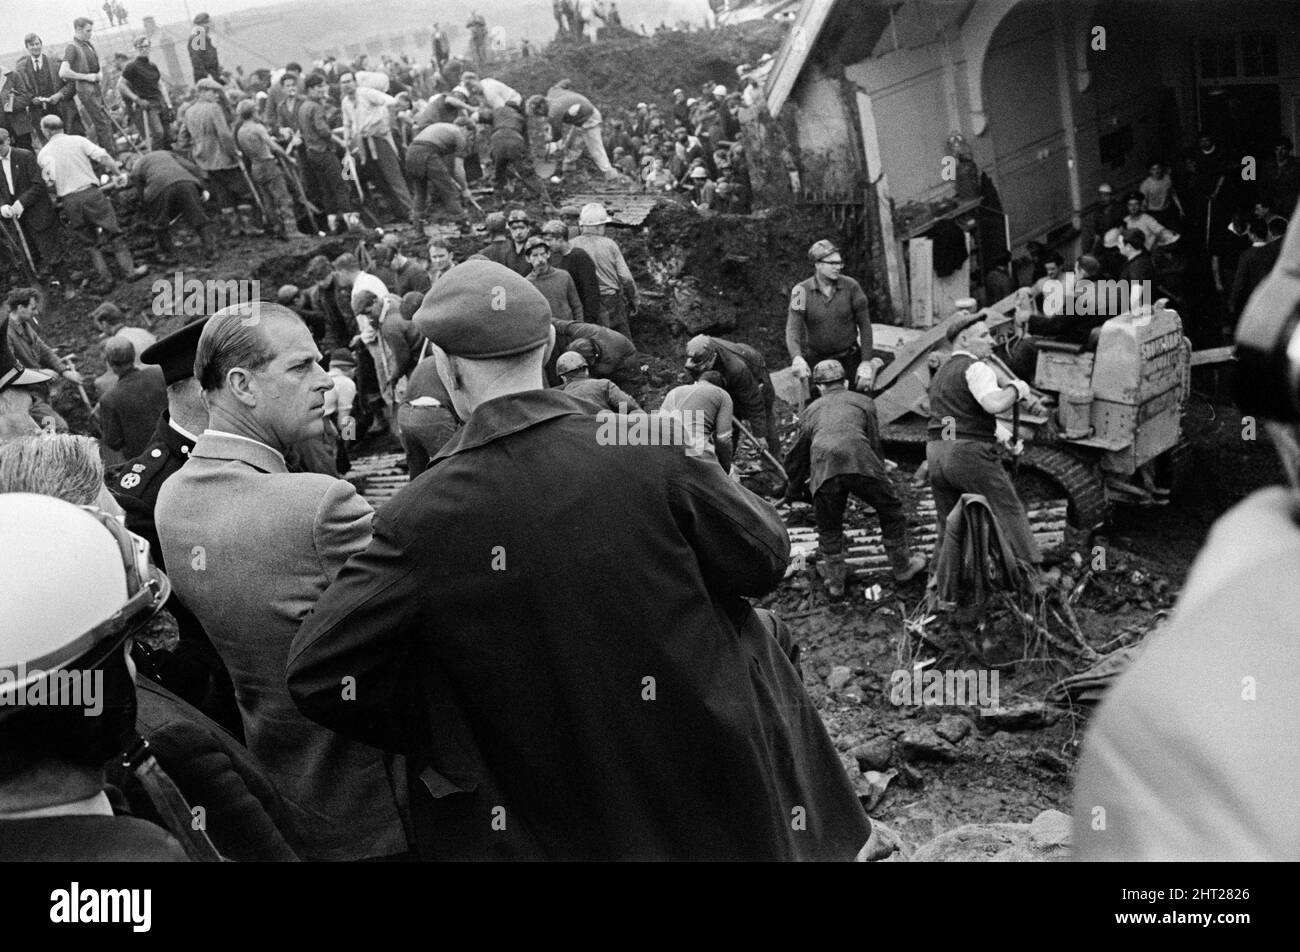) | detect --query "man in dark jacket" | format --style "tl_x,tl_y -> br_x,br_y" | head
685,333 -> 781,459
96,337 -> 167,460
542,218 -> 600,322
0,129 -> 66,282
288,260 -> 870,861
